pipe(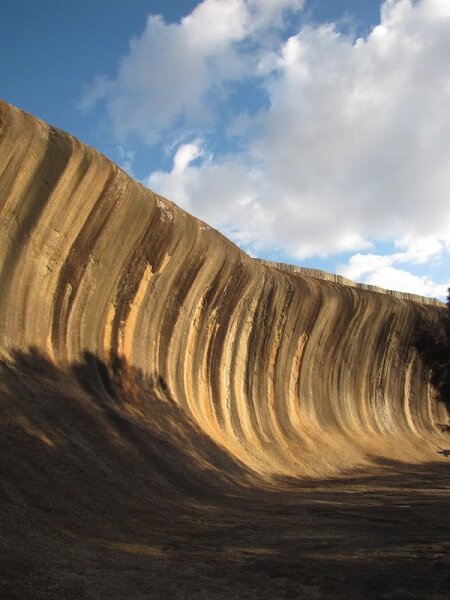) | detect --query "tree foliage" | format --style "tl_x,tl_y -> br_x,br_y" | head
414,289 -> 450,413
